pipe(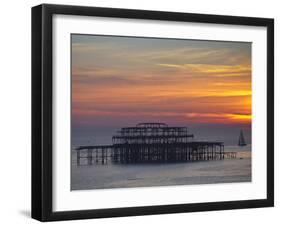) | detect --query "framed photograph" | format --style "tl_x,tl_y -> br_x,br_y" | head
32,4 -> 274,221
